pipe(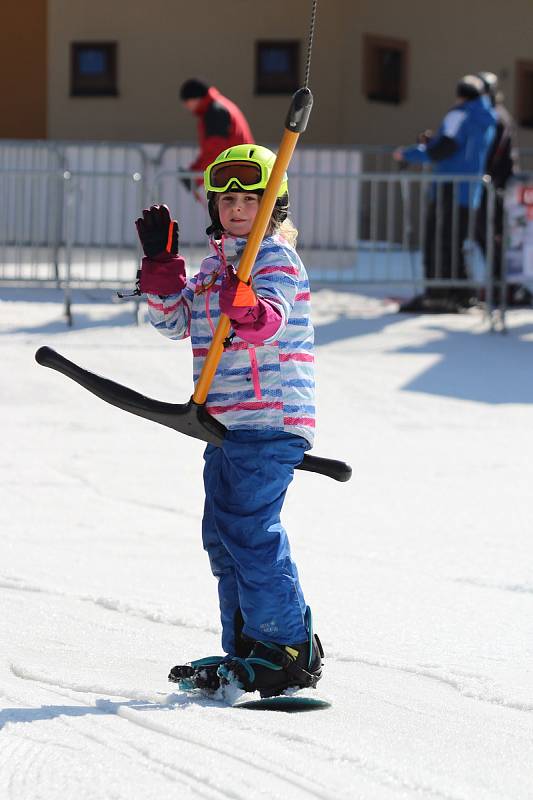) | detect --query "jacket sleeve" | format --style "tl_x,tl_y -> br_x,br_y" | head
401,143 -> 431,164
146,277 -> 196,341
203,103 -> 231,138
427,108 -> 466,160
402,135 -> 459,164
403,108 -> 466,164
426,136 -> 458,161
249,246 -> 301,344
